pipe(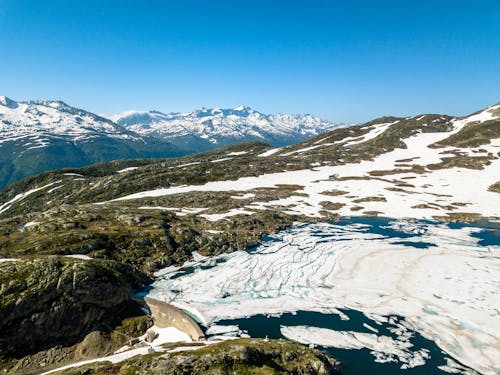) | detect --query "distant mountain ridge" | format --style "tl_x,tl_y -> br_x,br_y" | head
0,96 -> 184,189
110,105 -> 341,151
0,97 -> 341,189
